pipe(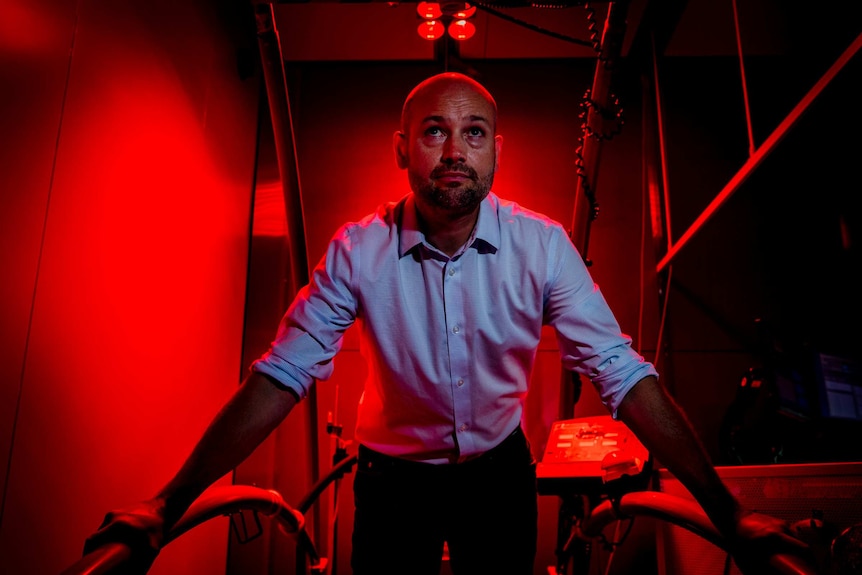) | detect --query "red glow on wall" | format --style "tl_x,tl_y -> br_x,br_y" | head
253,181 -> 290,237
0,1 -> 67,54
0,3 -> 259,572
31,25 -> 253,509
